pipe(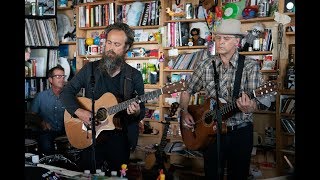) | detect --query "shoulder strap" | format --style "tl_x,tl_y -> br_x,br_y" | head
233,54 -> 245,98
124,65 -> 134,100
